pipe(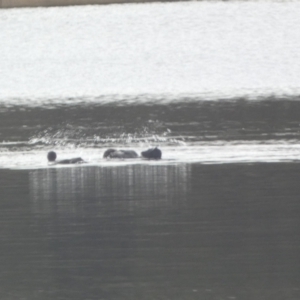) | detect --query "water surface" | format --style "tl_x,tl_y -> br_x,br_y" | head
1,163 -> 300,300
1,1 -> 300,299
